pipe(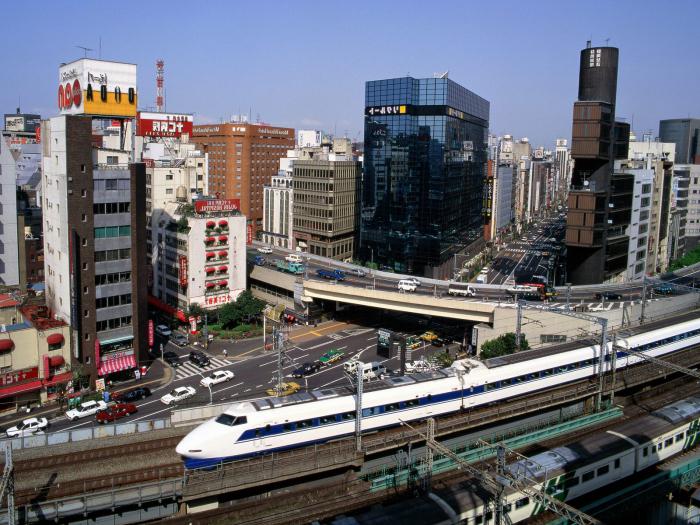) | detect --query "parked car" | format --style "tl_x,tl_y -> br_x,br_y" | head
112,387 -> 151,402
96,403 -> 137,424
160,386 -> 196,405
163,351 -> 181,367
200,370 -> 235,387
254,255 -> 266,266
266,381 -> 300,397
257,246 -> 273,254
420,331 -> 439,342
431,337 -> 446,347
319,349 -> 345,366
594,291 -> 623,301
155,324 -> 172,337
654,283 -> 675,295
291,362 -> 321,378
171,333 -> 188,346
189,350 -> 211,367
65,400 -> 108,421
5,417 -> 48,437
